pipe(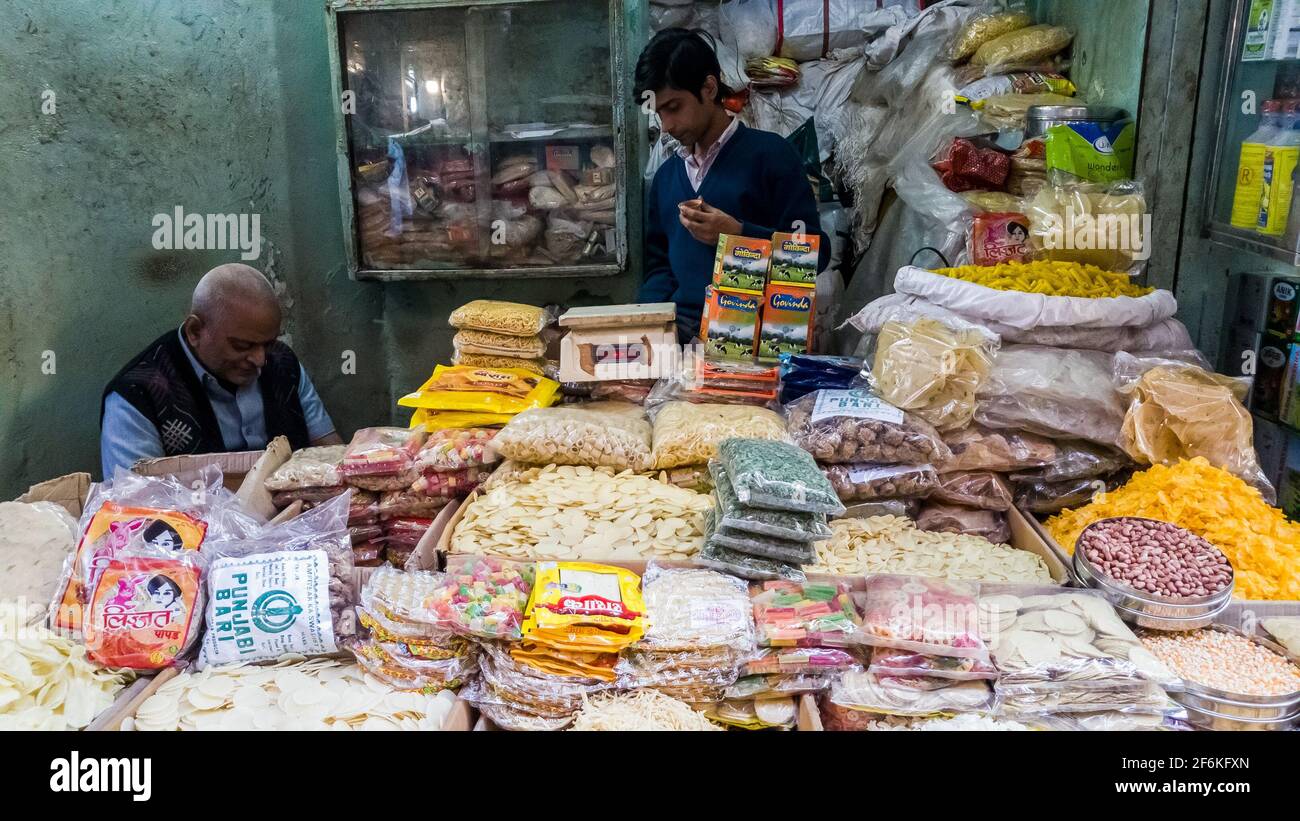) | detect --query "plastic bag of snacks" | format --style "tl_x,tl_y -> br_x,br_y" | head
975,346 -> 1125,448
649,401 -> 787,469
830,670 -> 994,717
744,646 -> 859,677
415,428 -> 500,471
196,494 -> 357,669
715,438 -> 845,515
698,540 -> 806,583
271,486 -> 347,508
452,352 -> 547,375
856,575 -> 988,660
383,517 -> 433,551
916,502 -> 1010,545
265,445 -> 346,492
399,365 -> 559,414
822,463 -> 939,503
1112,351 -> 1270,495
448,299 -> 553,337
1009,440 -> 1131,483
352,542 -> 385,567
711,463 -> 832,543
940,424 -> 1056,473
1013,473 -> 1126,515
377,490 -> 451,519
638,564 -> 755,653
590,380 -> 657,405
703,510 -> 816,565
341,427 -> 426,478
409,408 -> 515,431
971,24 -> 1073,67
929,471 -> 1013,511
347,490 -> 380,525
949,7 -> 1032,61
868,316 -> 999,432
491,402 -> 653,471
778,353 -> 862,404
452,329 -> 547,359
868,647 -> 999,682
416,555 -> 533,640
1025,181 -> 1148,271
410,465 -> 490,498
786,389 -> 950,466
751,580 -> 859,648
